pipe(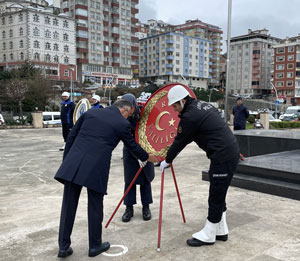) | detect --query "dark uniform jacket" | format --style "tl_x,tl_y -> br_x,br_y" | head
232,104 -> 249,130
123,107 -> 155,185
55,106 -> 149,194
61,99 -> 75,125
92,103 -> 103,109
166,97 -> 240,164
